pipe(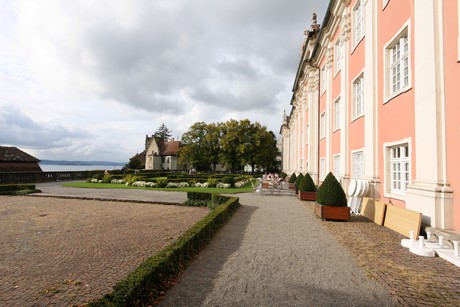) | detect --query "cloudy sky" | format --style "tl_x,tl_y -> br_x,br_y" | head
0,0 -> 327,162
